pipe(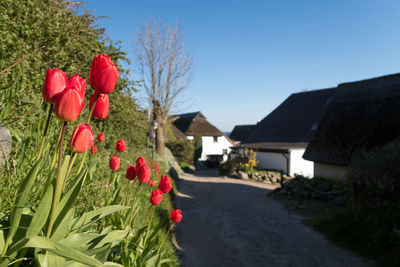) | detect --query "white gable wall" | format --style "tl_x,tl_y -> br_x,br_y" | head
256,152 -> 288,172
289,149 -> 313,177
253,149 -> 313,177
187,135 -> 232,161
314,162 -> 347,179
